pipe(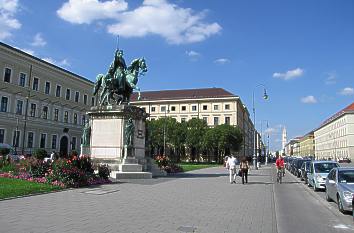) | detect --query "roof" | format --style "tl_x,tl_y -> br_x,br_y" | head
0,42 -> 93,84
131,88 -> 237,101
318,102 -> 354,129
